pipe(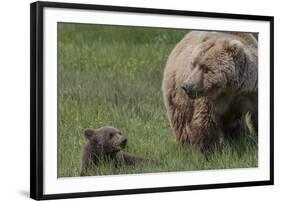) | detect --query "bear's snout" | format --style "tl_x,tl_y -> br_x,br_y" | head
181,83 -> 194,94
120,138 -> 127,148
181,83 -> 203,99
